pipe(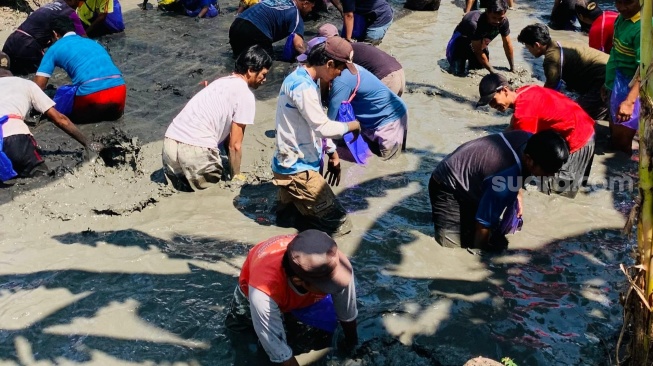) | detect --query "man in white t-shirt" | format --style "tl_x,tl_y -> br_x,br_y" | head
0,52 -> 97,179
162,45 -> 272,191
